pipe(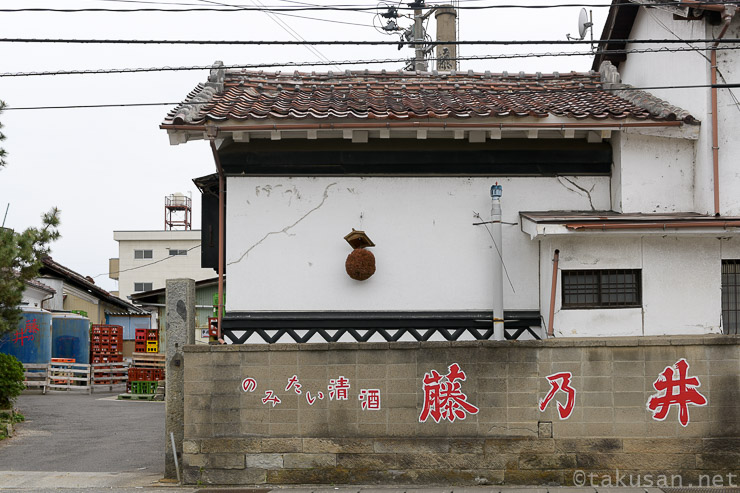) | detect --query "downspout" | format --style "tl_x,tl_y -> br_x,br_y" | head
207,125 -> 226,344
547,249 -> 560,338
490,183 -> 504,340
710,5 -> 736,216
